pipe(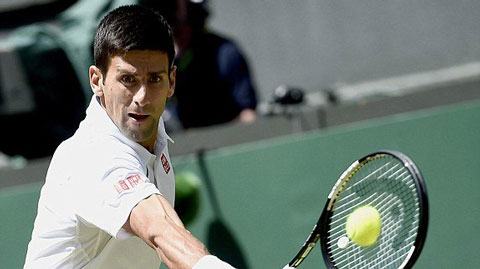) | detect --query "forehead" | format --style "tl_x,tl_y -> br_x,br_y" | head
107,50 -> 170,74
